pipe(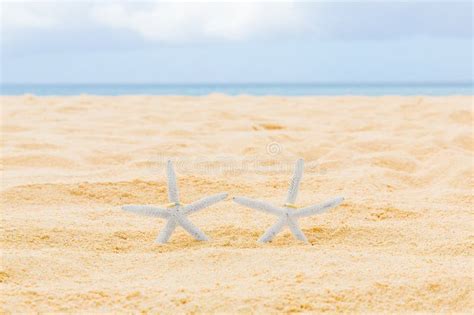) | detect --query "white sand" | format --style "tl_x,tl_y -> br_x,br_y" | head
1,95 -> 473,313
